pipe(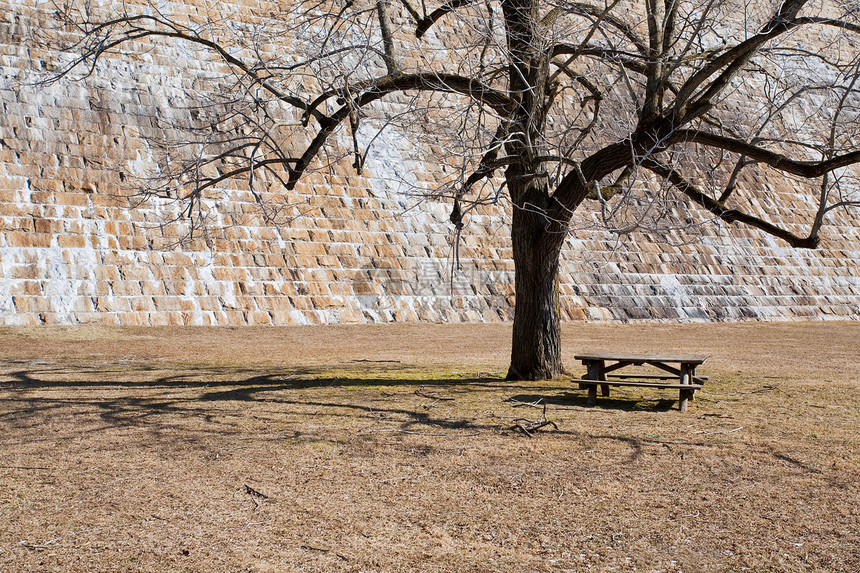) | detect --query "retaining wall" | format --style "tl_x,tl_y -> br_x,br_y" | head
1,1 -> 859,326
